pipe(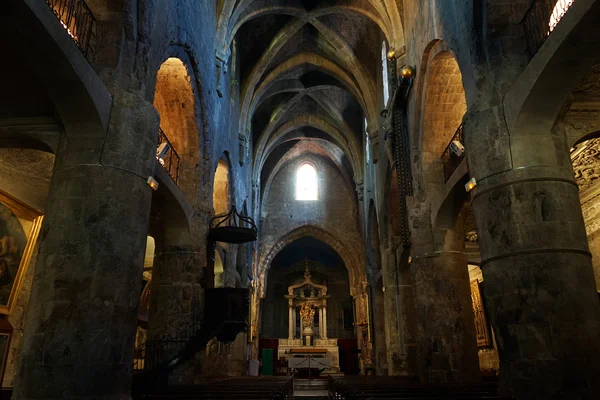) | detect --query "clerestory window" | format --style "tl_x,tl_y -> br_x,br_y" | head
549,0 -> 575,33
382,41 -> 390,106
296,163 -> 318,200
